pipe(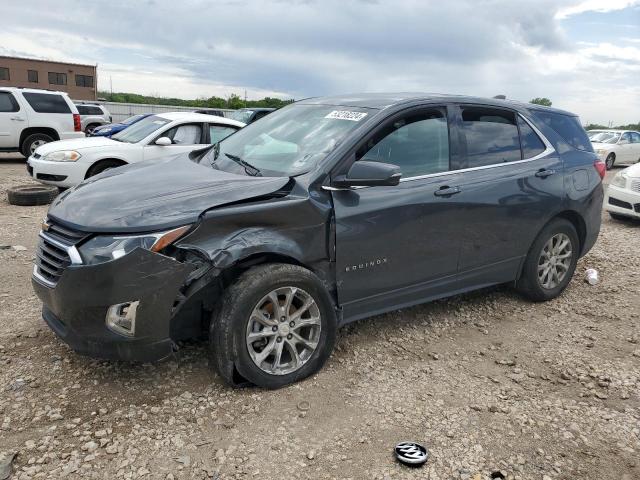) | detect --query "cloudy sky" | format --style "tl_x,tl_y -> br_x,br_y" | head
2,0 -> 639,124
